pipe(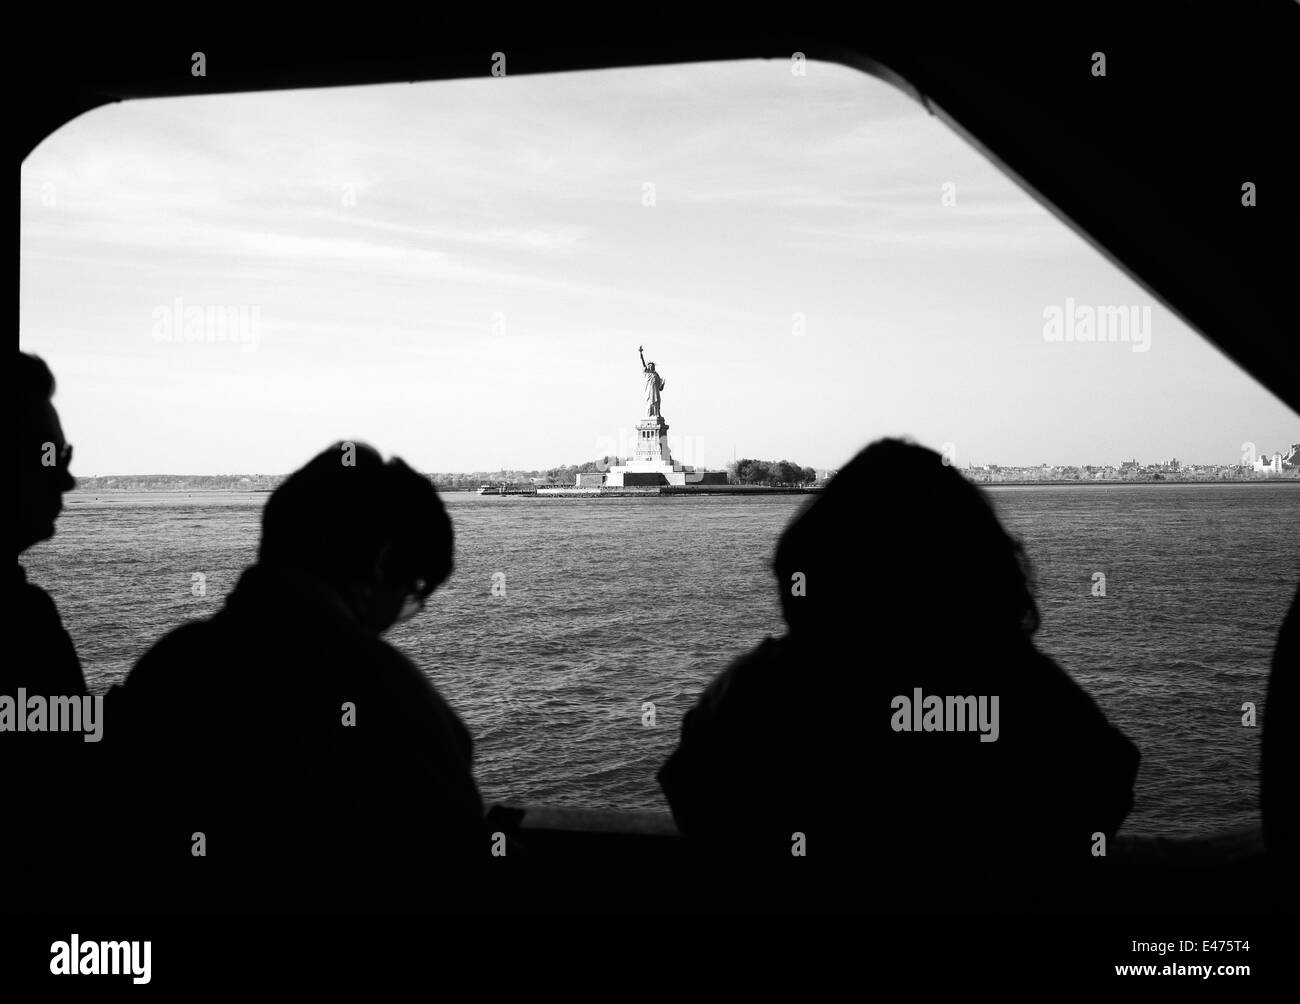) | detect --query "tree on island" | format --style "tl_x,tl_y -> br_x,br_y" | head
728,458 -> 818,487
